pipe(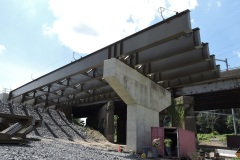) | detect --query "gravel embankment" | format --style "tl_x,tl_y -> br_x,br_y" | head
0,102 -> 137,160
0,137 -> 134,160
